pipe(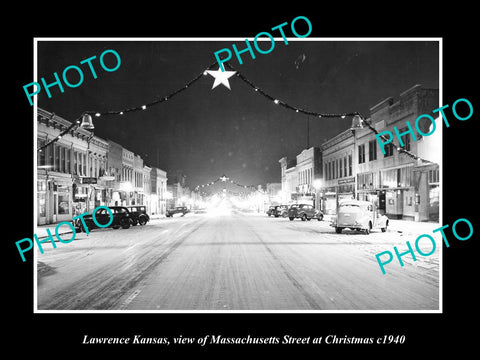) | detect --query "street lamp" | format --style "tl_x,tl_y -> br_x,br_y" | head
80,113 -> 95,130
350,114 -> 364,132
